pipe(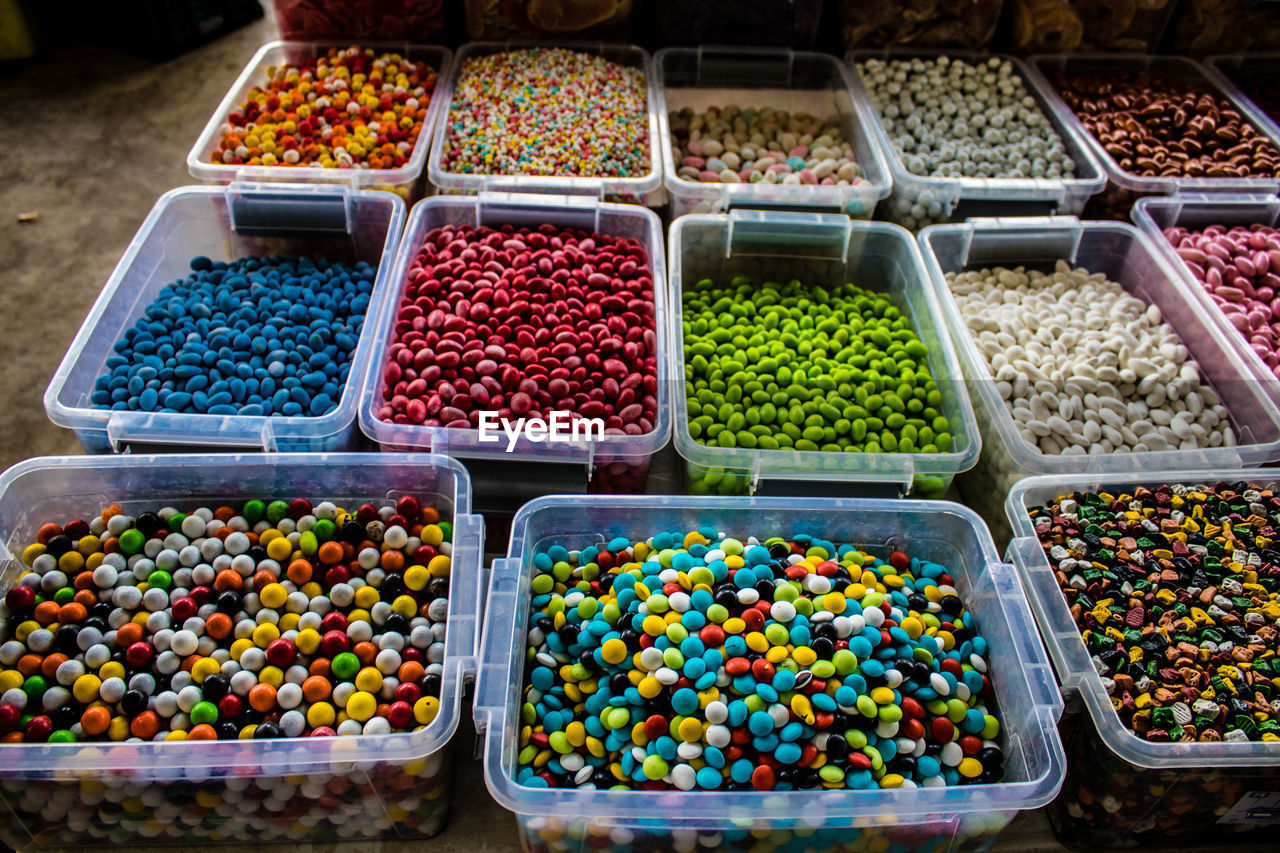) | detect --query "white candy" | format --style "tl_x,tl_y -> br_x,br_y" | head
947,261 -> 1234,456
